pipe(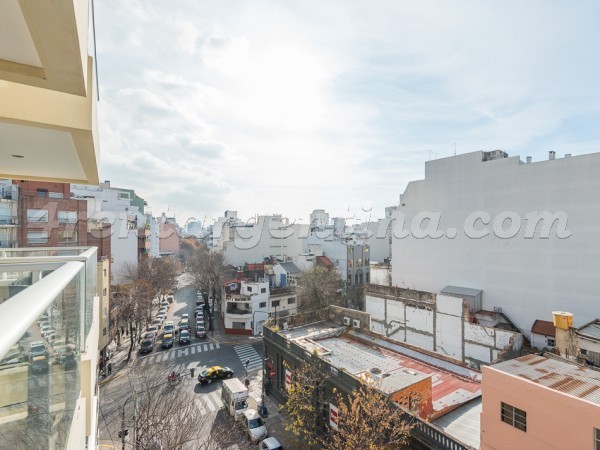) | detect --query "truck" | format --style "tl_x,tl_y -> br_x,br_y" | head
221,378 -> 249,419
